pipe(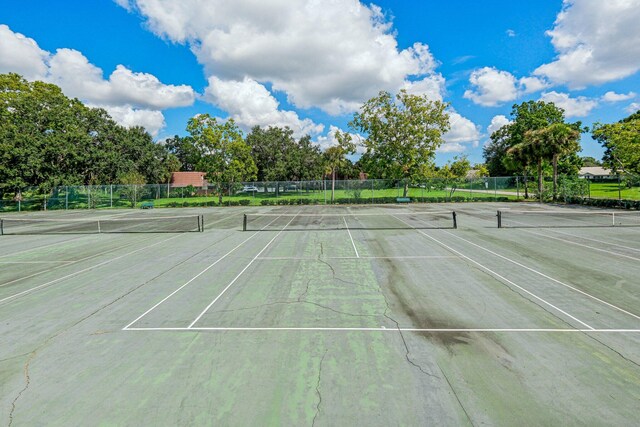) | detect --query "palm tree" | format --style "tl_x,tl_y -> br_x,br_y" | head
324,130 -> 356,203
526,124 -> 581,200
505,142 -> 535,199
542,123 -> 580,200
